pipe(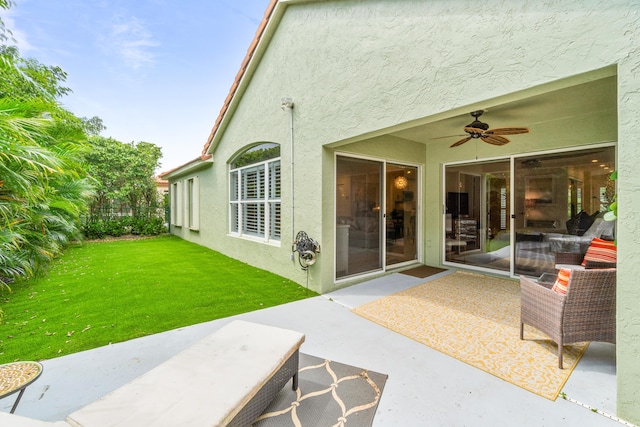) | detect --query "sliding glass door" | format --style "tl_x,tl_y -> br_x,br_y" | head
513,147 -> 615,276
444,160 -> 511,272
335,156 -> 418,280
386,163 -> 418,267
444,145 -> 615,277
336,157 -> 383,278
